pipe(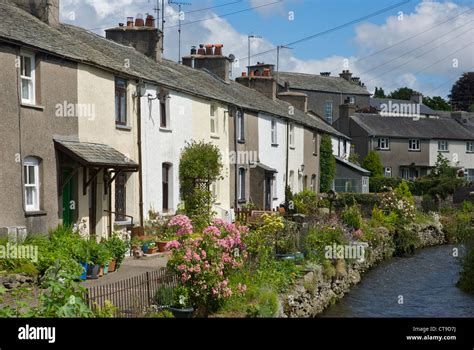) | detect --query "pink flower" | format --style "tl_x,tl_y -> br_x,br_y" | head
203,225 -> 221,237
237,283 -> 247,293
168,215 -> 193,236
165,240 -> 180,250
